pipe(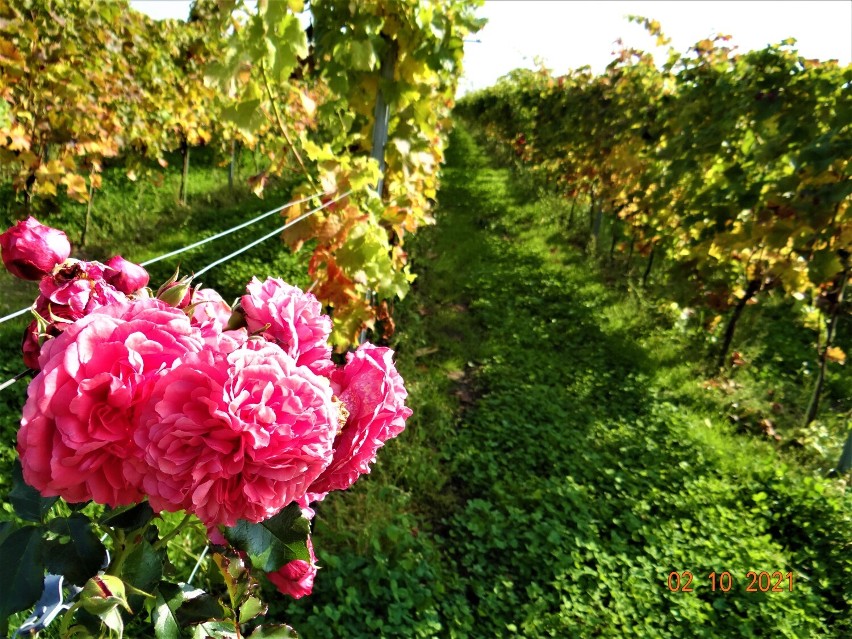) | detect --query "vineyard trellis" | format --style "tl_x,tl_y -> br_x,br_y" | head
456,20 -> 850,426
